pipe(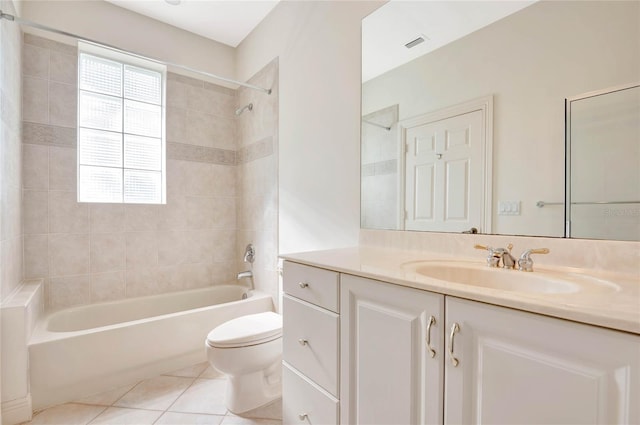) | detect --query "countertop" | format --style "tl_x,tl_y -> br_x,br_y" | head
281,246 -> 640,335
